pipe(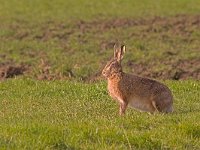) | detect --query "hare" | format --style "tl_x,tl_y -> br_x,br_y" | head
102,44 -> 173,115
